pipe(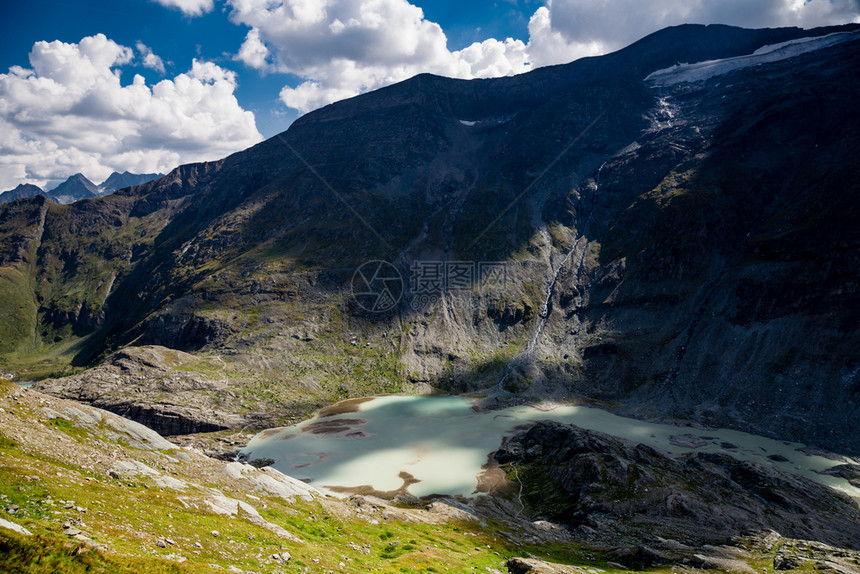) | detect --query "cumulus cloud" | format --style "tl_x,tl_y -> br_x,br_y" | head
527,0 -> 860,66
227,0 -> 530,113
228,0 -> 859,115
136,42 -> 166,74
151,0 -> 214,17
236,28 -> 271,70
0,34 -> 262,190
